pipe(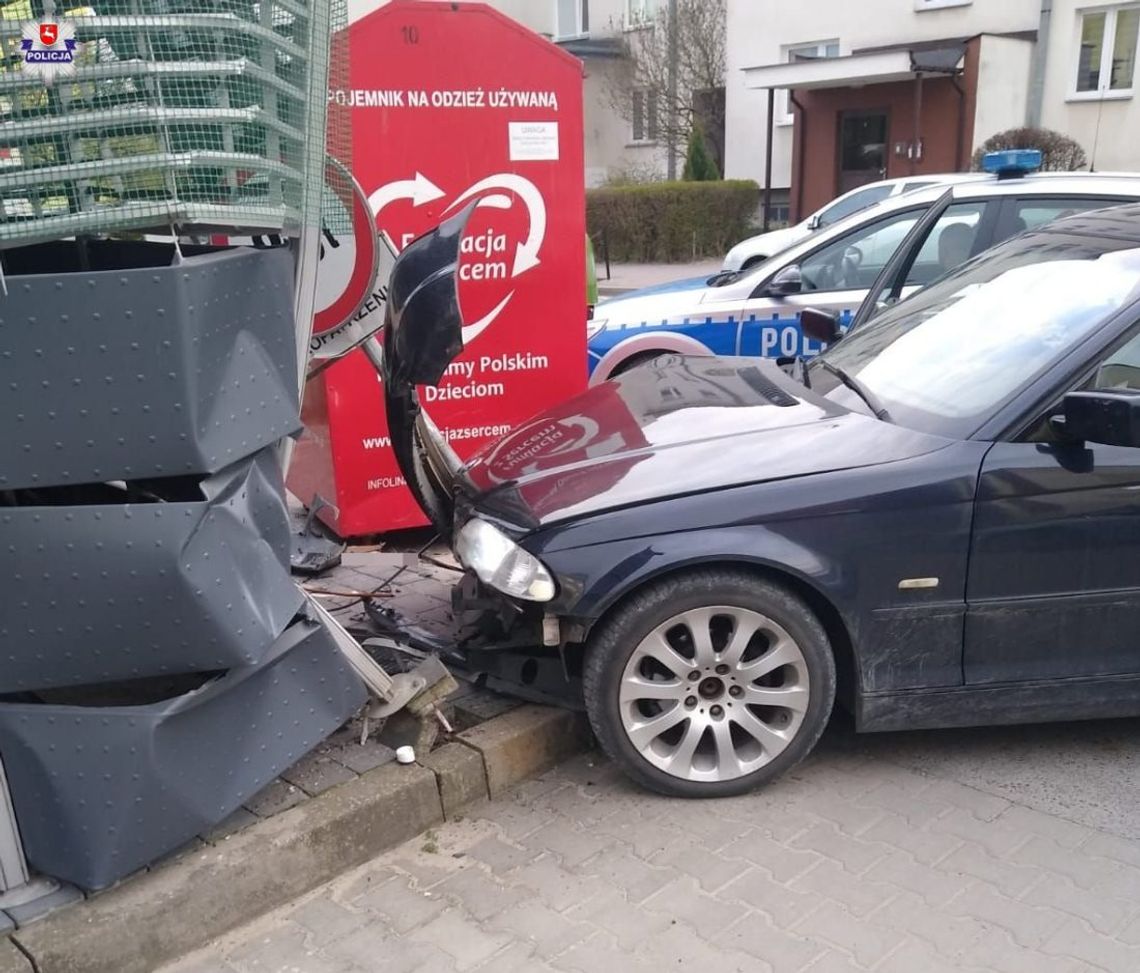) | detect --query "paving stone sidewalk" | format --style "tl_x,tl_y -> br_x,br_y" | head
163,716 -> 1140,973
596,259 -> 724,296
